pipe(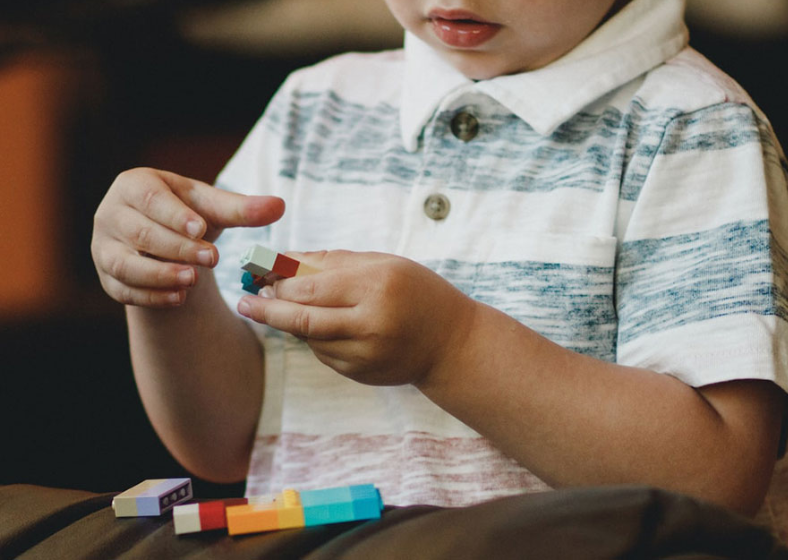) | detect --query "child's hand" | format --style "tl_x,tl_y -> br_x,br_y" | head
237,251 -> 477,387
91,168 -> 285,307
